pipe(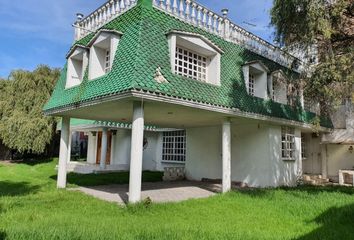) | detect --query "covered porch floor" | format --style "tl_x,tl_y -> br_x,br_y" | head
73,181 -> 221,204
